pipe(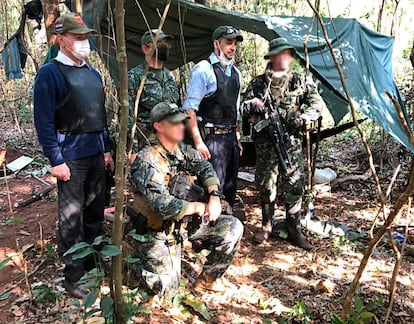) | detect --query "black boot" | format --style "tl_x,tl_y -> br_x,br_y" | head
285,212 -> 313,250
255,203 -> 274,243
